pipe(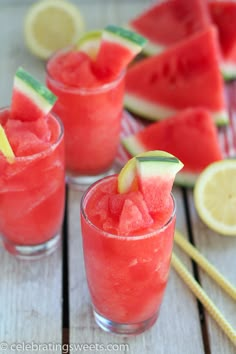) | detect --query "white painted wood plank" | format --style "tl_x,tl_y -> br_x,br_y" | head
0,4 -> 62,353
69,185 -> 204,354
0,246 -> 62,351
188,191 -> 236,354
76,0 -> 154,29
0,5 -> 45,107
